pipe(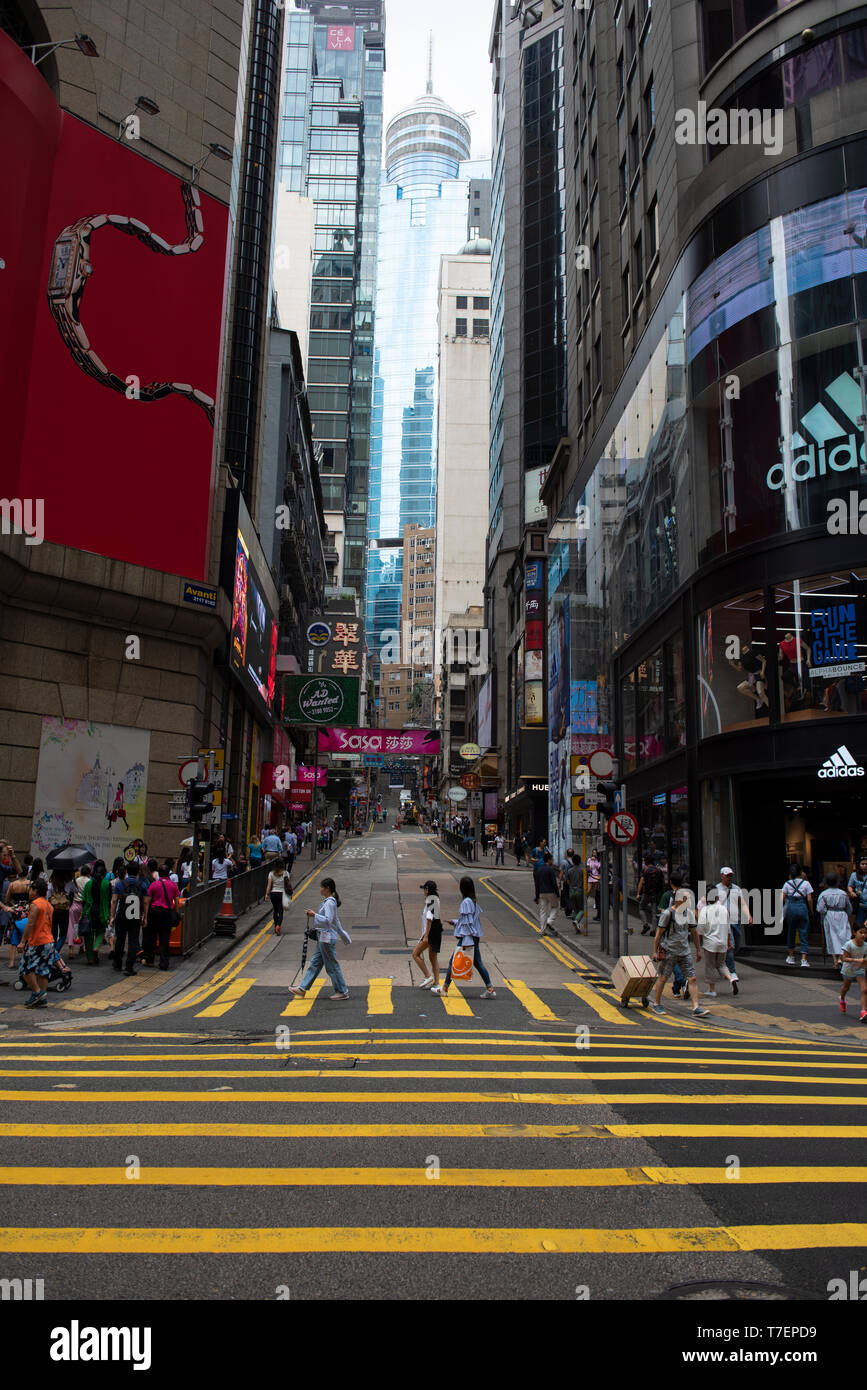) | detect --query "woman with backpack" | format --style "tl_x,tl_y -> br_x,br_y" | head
265,858 -> 293,936
288,877 -> 350,1001
440,877 -> 496,999
81,860 -> 112,965
782,863 -> 814,967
